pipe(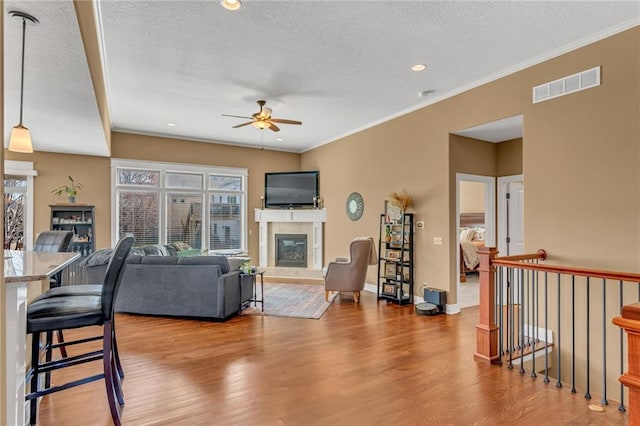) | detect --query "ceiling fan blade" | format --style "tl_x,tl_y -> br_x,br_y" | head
222,114 -> 254,120
232,121 -> 255,128
268,123 -> 281,132
270,118 -> 302,125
